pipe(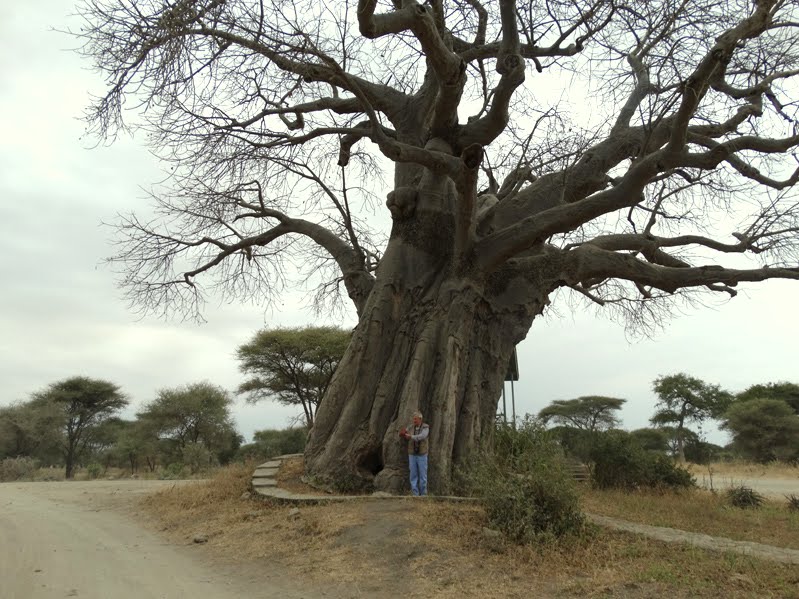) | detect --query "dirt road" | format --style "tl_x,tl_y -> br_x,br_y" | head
695,475 -> 799,498
0,480 -> 309,599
